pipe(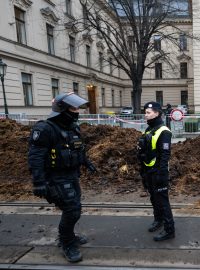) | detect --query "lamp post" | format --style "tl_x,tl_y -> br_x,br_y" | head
0,59 -> 8,116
